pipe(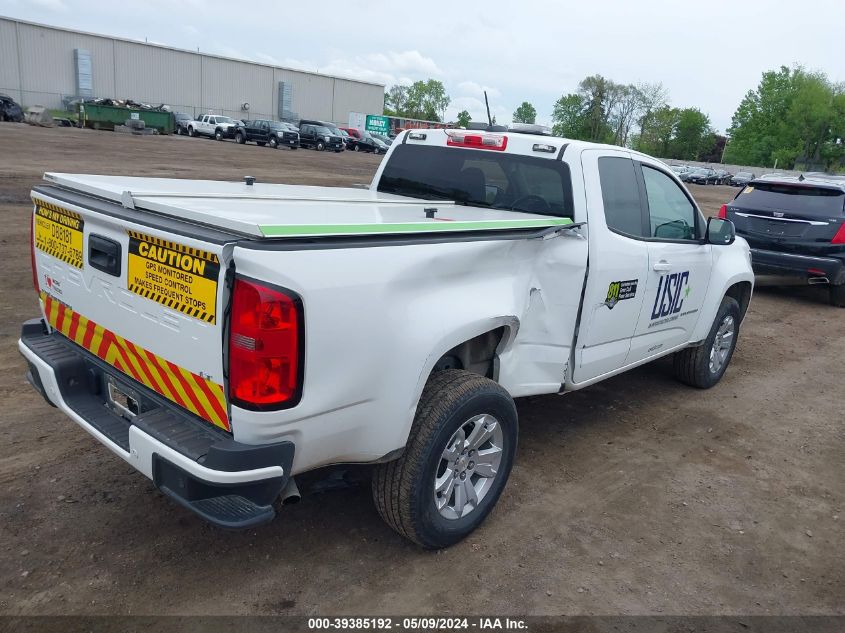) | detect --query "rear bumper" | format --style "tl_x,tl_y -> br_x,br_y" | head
19,319 -> 294,529
750,248 -> 845,284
